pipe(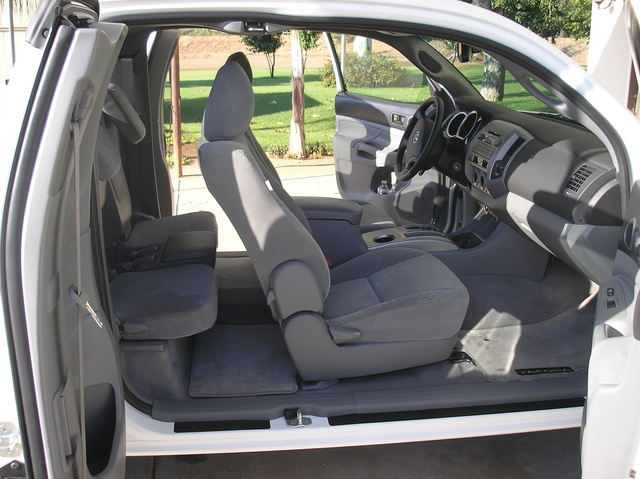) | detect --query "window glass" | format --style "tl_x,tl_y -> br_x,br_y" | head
330,35 -> 430,104
332,34 -> 558,114
423,38 -> 556,114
